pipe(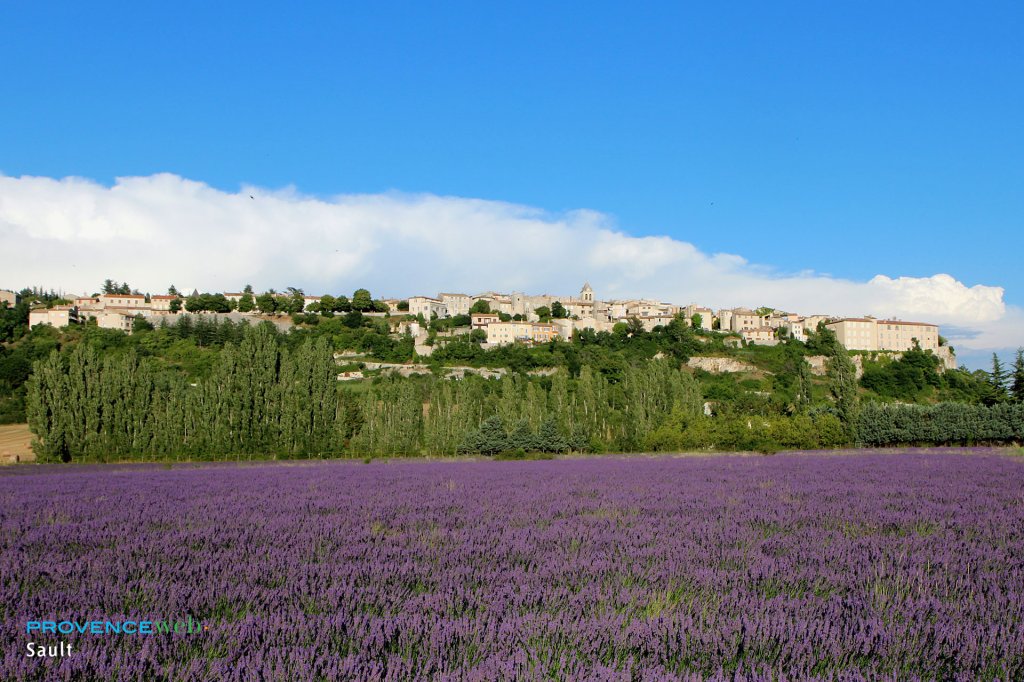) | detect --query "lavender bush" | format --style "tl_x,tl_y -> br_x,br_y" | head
1,449 -> 1023,680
